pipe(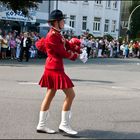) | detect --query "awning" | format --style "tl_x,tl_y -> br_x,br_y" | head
0,10 -> 36,23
